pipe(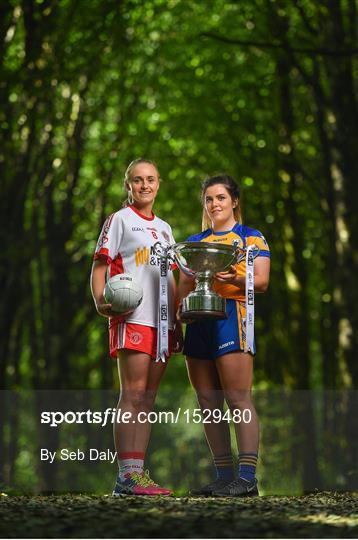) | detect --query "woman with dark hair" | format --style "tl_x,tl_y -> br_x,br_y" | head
178,174 -> 270,497
91,158 -> 182,496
